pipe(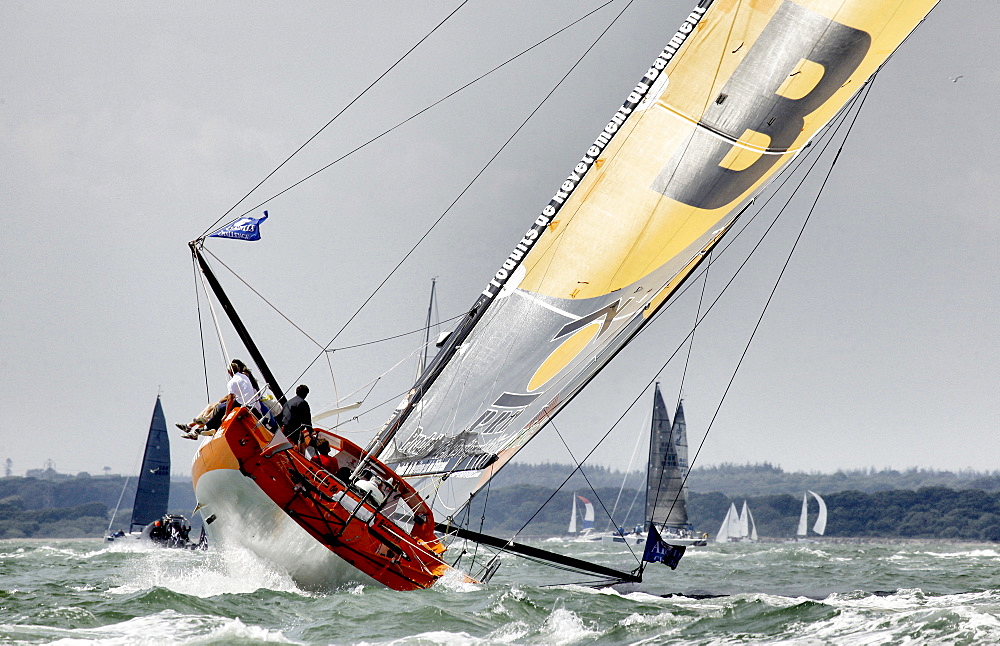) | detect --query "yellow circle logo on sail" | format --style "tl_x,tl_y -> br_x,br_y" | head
527,324 -> 600,392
